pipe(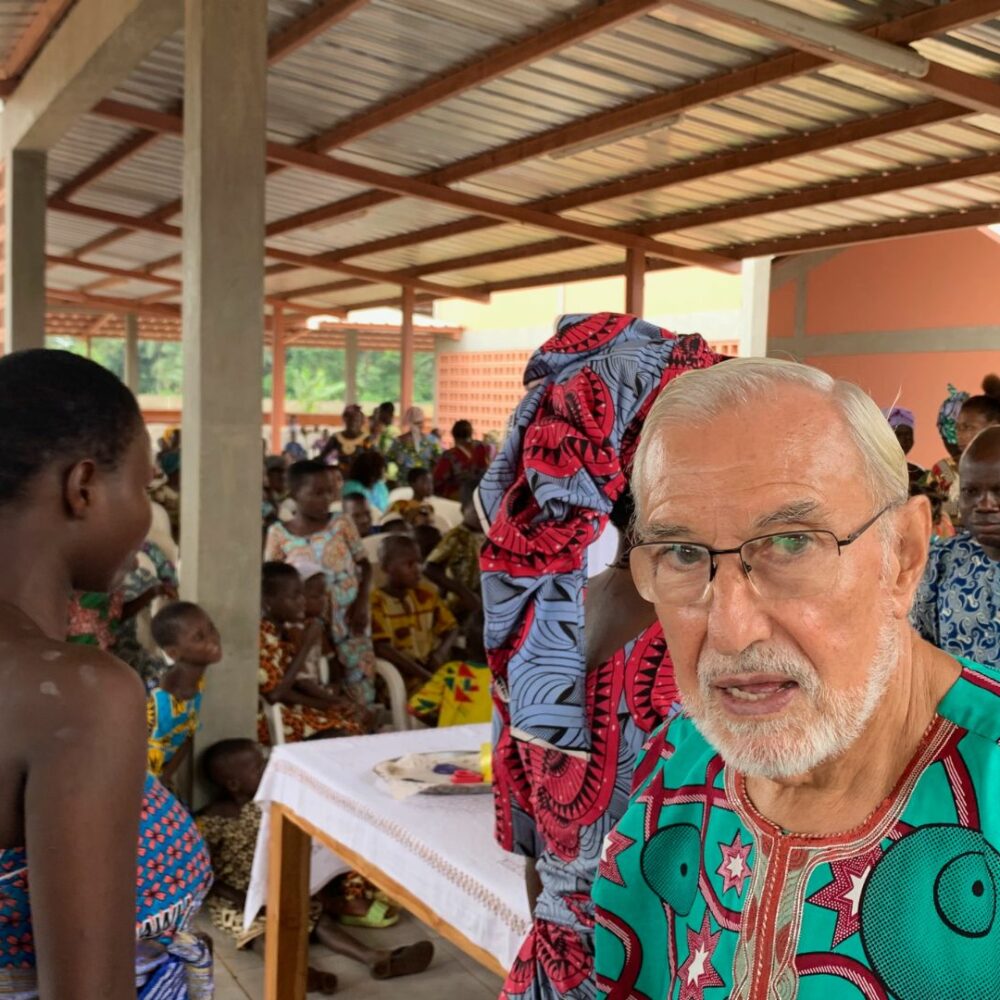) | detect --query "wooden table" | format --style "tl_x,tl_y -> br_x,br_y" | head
246,725 -> 531,1000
